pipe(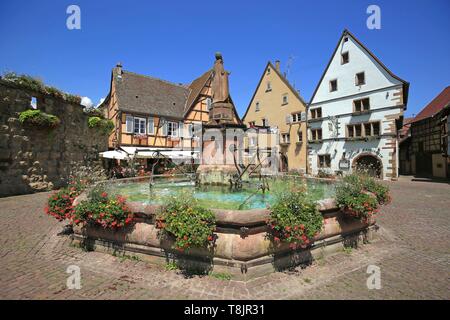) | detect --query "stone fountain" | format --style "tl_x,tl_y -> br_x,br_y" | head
196,53 -> 247,185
